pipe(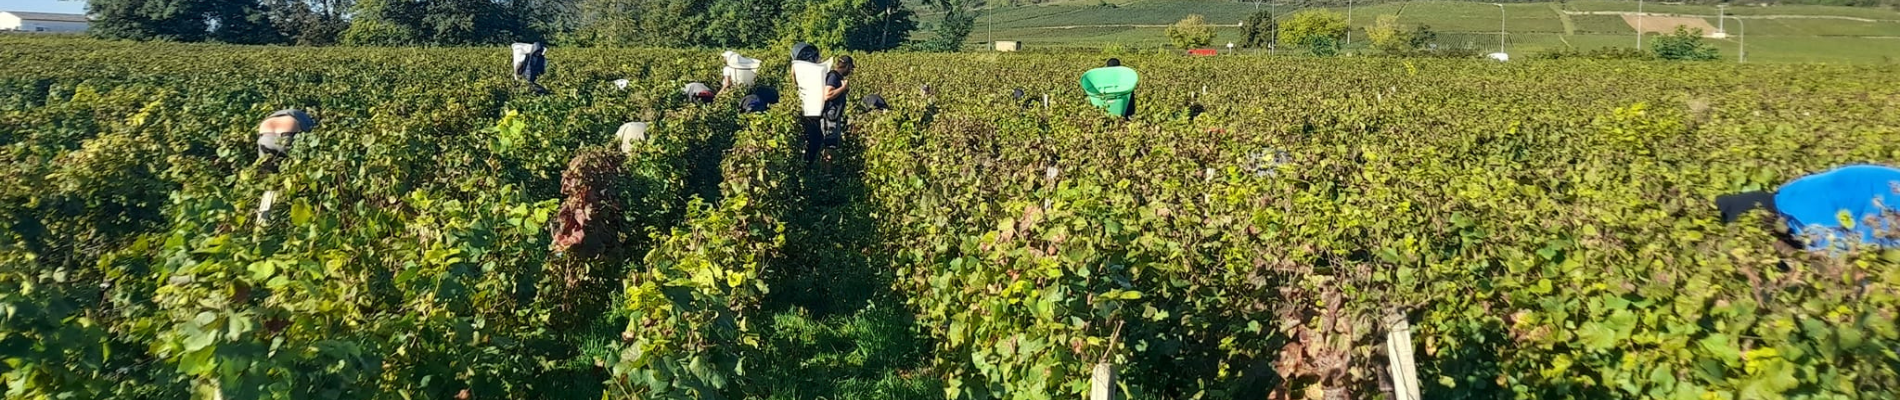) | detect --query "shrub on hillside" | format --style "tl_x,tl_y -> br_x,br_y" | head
1166,14 -> 1216,50
1278,10 -> 1348,56
1407,24 -> 1436,49
1242,10 -> 1277,49
1367,15 -> 1414,54
1651,26 -> 1720,61
1306,36 -> 1340,56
